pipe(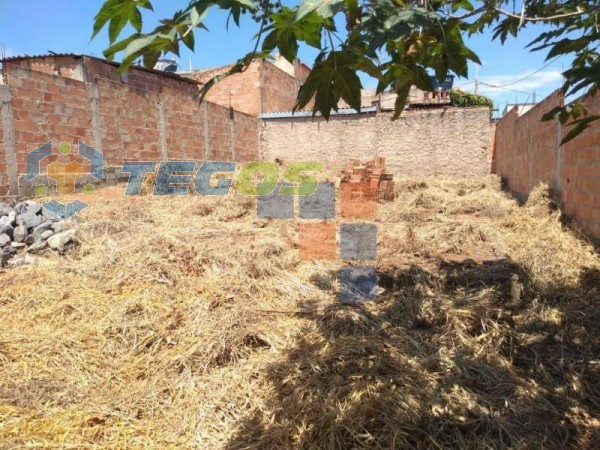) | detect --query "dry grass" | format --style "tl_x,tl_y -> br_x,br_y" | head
1,175 -> 599,449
